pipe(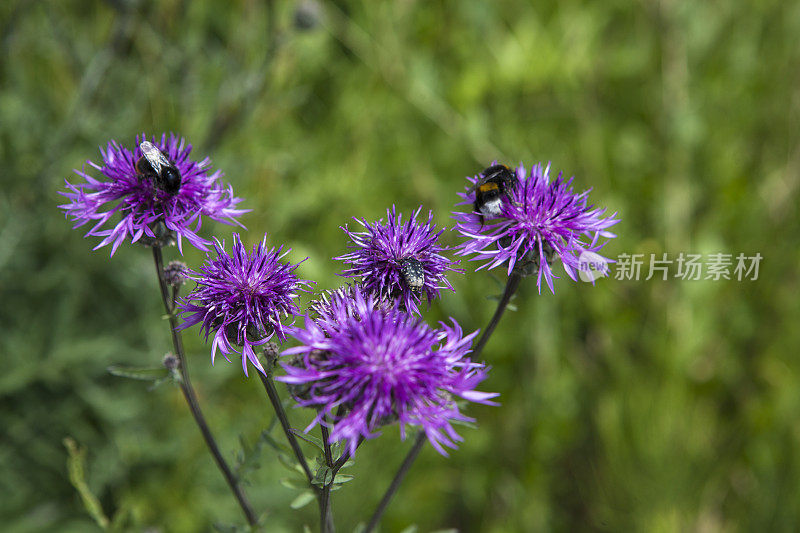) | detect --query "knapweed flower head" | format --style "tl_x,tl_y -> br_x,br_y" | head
335,206 -> 461,315
308,283 -> 365,319
454,162 -> 619,293
59,133 -> 247,255
178,233 -> 312,376
307,283 -> 397,325
278,285 -> 498,456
